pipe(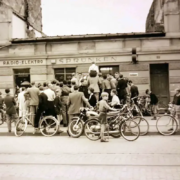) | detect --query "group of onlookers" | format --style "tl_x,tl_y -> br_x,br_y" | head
0,62 -> 180,137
